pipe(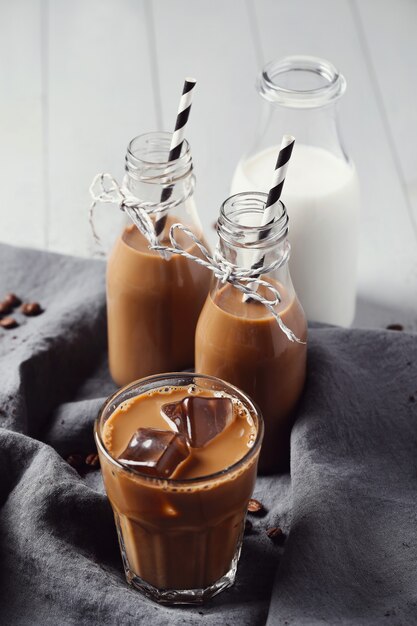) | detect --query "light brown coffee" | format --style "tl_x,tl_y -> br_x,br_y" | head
98,385 -> 259,591
195,282 -> 307,473
107,221 -> 211,386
